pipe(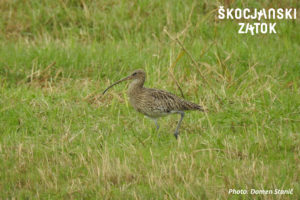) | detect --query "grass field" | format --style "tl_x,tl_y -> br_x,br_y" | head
0,0 -> 299,199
